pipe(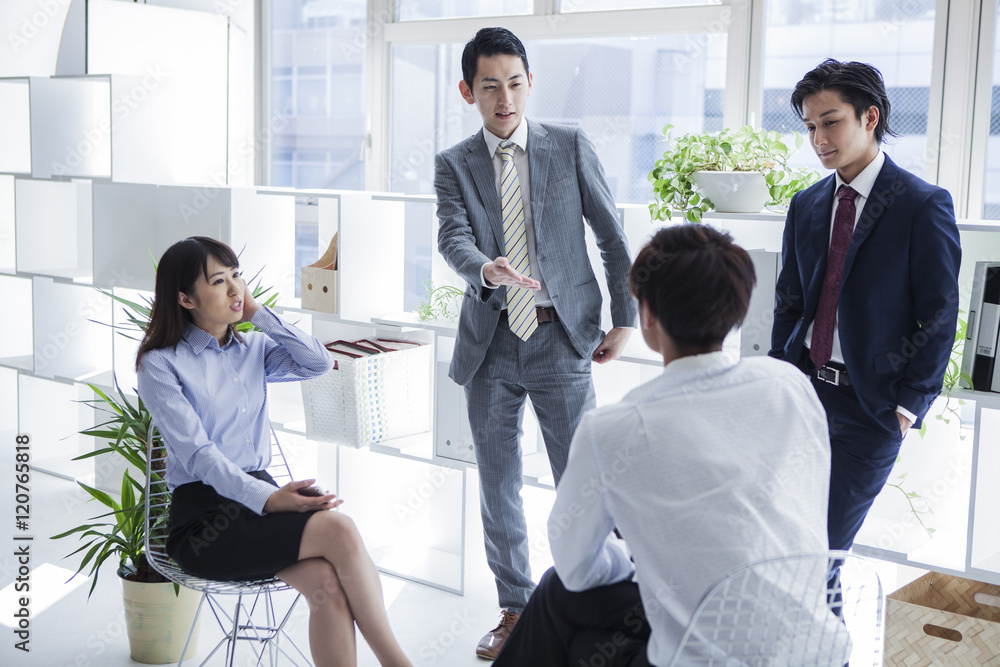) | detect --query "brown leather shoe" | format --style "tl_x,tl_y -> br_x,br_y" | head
475,610 -> 520,660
